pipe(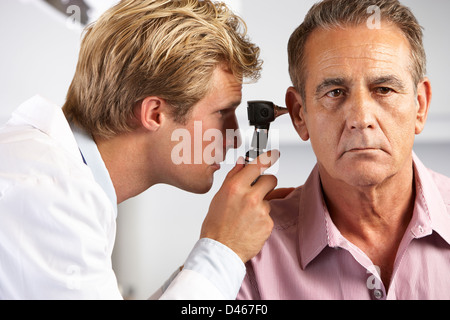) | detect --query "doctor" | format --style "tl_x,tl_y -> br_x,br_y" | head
0,0 -> 282,299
